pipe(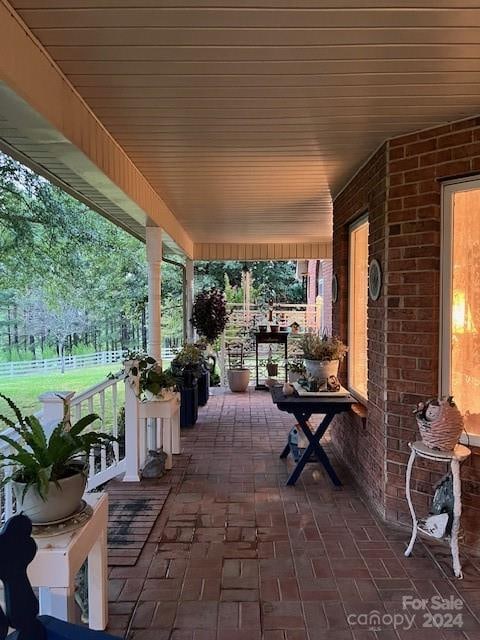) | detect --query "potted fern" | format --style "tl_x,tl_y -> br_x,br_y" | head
0,394 -> 115,524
